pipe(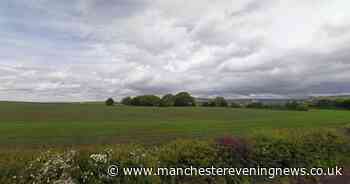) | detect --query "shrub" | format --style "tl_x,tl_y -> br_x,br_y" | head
2,130 -> 349,184
23,150 -> 79,184
216,136 -> 253,183
158,140 -> 216,183
300,130 -> 348,167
